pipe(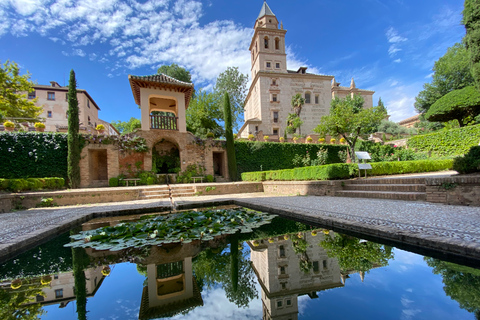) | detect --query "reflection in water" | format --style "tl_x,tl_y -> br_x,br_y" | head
1,216 -> 480,319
